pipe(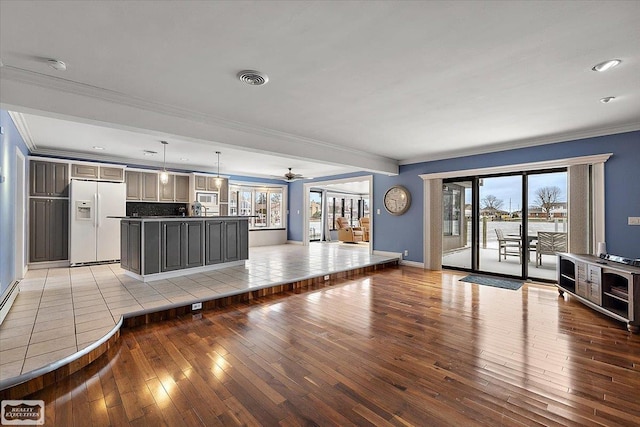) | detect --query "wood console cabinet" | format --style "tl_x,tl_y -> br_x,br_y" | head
557,253 -> 640,333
